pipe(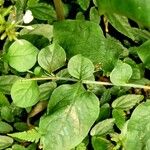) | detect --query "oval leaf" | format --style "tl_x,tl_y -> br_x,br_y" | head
39,83 -> 99,150
38,43 -> 66,73
0,135 -> 13,150
68,54 -> 94,80
5,39 -> 38,72
112,94 -> 144,111
110,61 -> 132,85
124,101 -> 150,150
90,118 -> 115,136
11,79 -> 40,108
0,121 -> 13,134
